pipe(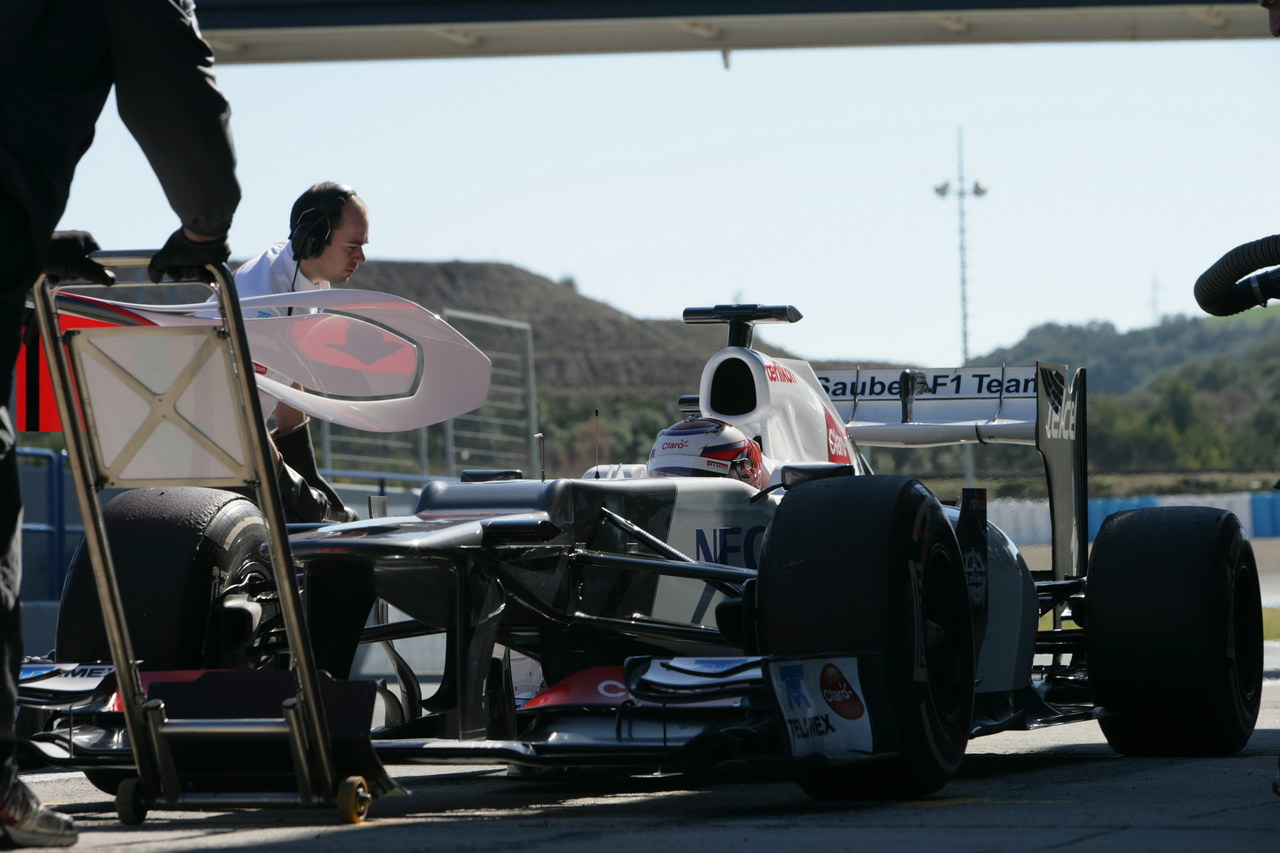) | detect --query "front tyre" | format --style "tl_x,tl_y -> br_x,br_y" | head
757,476 -> 974,800
1087,507 -> 1262,756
